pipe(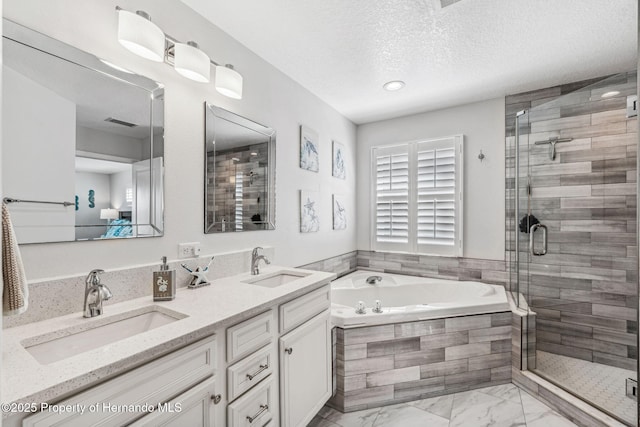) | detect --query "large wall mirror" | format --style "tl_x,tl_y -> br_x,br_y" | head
2,19 -> 164,244
205,104 -> 276,233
